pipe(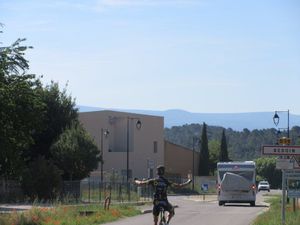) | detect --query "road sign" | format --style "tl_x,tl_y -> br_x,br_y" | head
147,159 -> 154,169
294,156 -> 300,169
201,183 -> 208,192
262,145 -> 300,156
285,170 -> 300,177
286,171 -> 300,198
276,156 -> 294,170
278,137 -> 291,145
